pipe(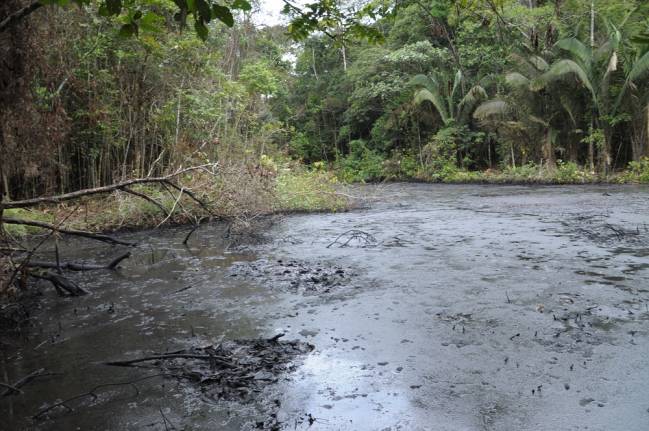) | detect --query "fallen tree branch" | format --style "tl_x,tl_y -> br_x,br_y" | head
2,217 -> 135,246
104,353 -> 236,369
164,181 -> 213,215
0,381 -> 23,395
4,208 -> 79,290
28,271 -> 89,296
2,164 -> 216,210
156,186 -> 184,228
1,368 -> 50,397
182,224 -> 201,245
33,373 -> 169,420
120,187 -> 170,218
25,251 -> 131,271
